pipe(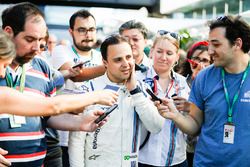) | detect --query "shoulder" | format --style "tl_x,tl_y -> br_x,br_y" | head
195,65 -> 221,82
